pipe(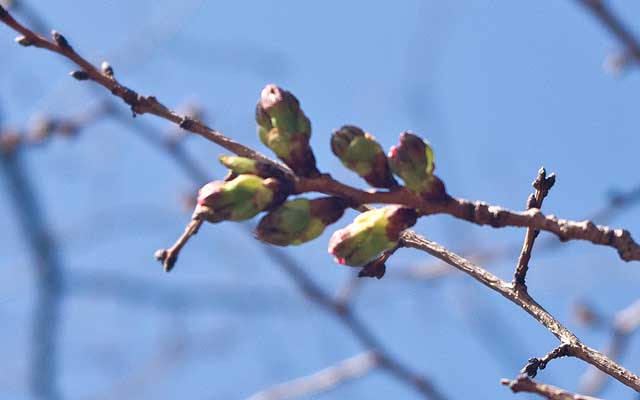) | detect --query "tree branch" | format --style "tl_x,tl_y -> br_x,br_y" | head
574,0 -> 640,64
513,167 -> 555,287
502,376 -> 602,400
1,140 -> 62,400
245,351 -> 380,400
3,7 -> 640,265
579,298 -> 640,395
400,231 -> 640,392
